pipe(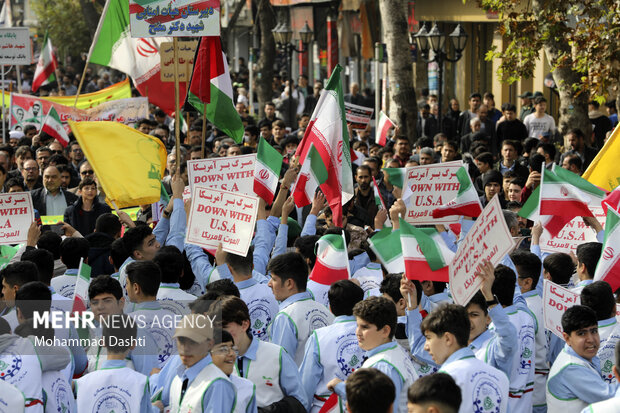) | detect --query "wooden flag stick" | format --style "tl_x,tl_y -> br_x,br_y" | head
173,37 -> 181,175
201,102 -> 207,158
